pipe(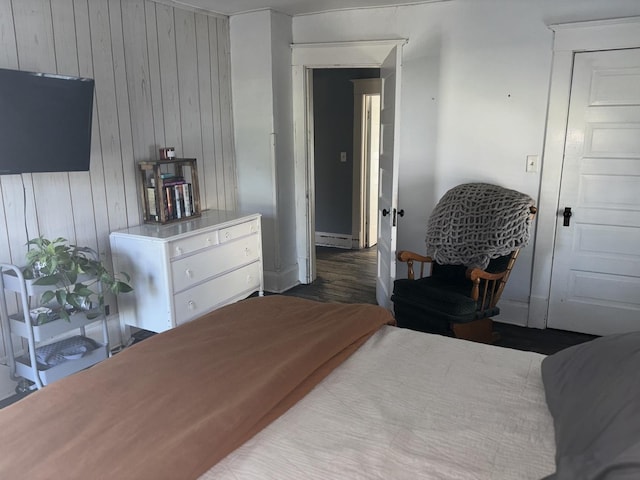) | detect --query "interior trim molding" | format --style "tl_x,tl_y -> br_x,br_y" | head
291,39 -> 407,285
263,264 -> 301,294
315,232 -> 353,249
